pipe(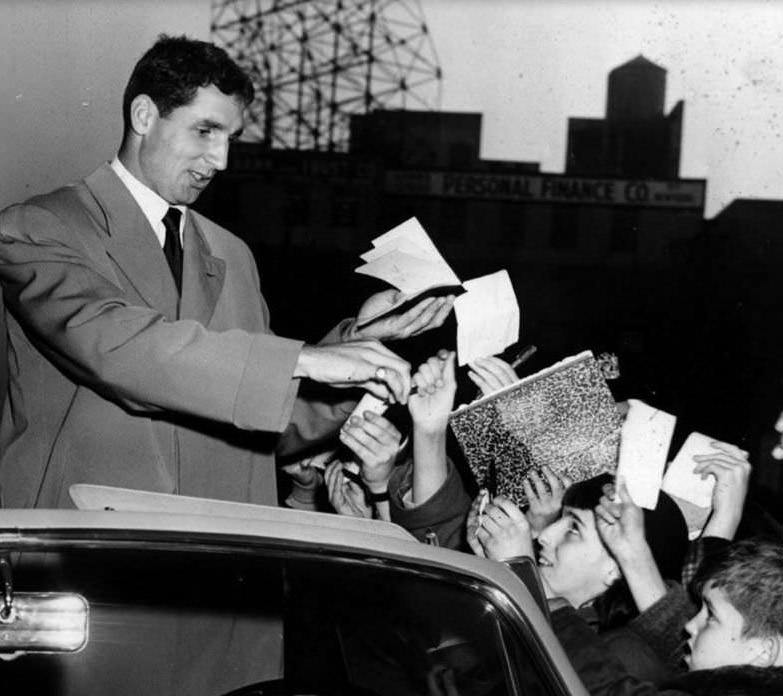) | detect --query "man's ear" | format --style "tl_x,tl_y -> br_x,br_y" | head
128,94 -> 157,135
